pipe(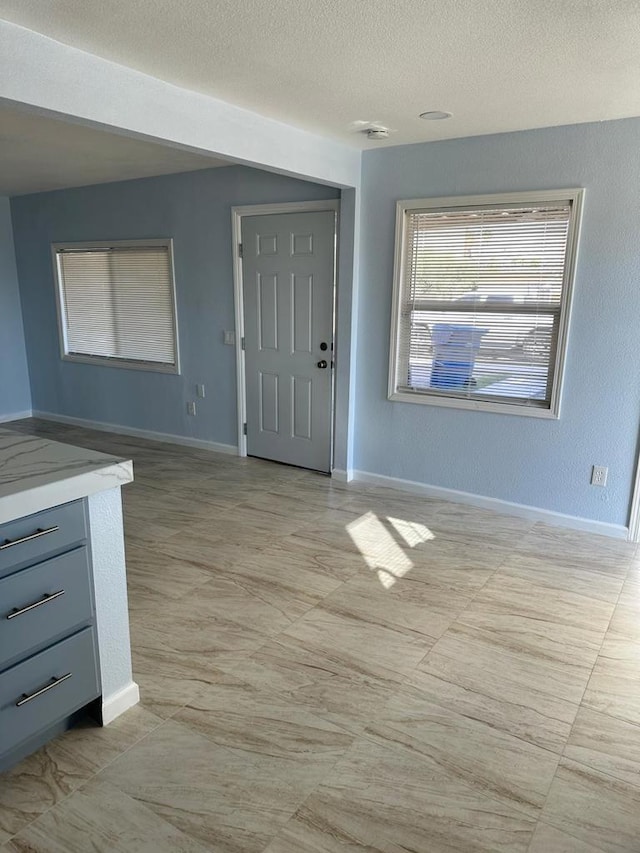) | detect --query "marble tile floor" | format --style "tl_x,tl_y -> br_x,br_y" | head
1,418 -> 640,851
